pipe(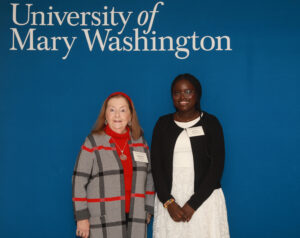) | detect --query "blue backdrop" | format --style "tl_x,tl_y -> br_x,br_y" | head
1,0 -> 300,237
